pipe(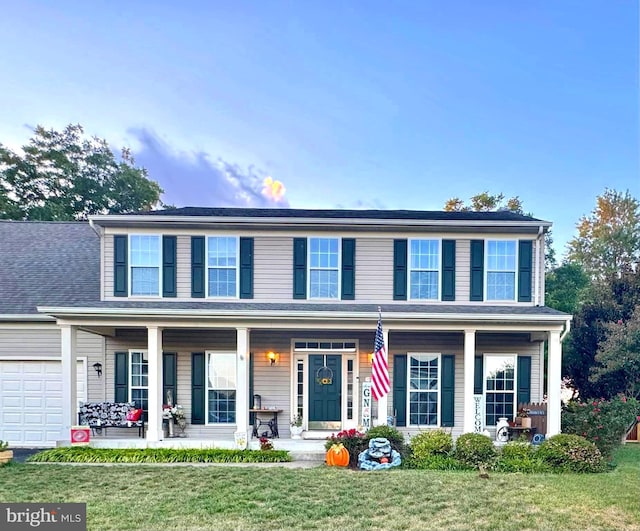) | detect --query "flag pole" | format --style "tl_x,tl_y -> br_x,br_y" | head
373,306 -> 389,427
